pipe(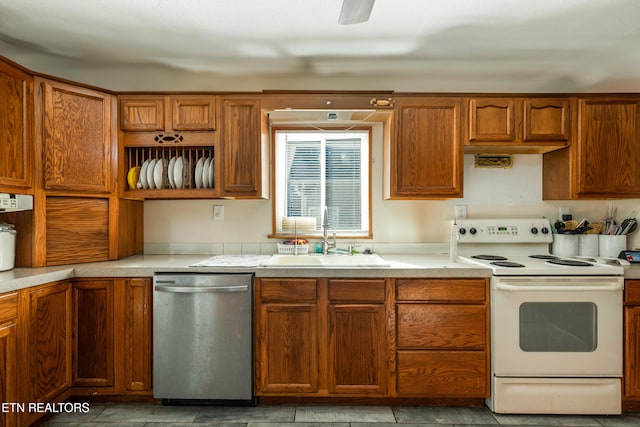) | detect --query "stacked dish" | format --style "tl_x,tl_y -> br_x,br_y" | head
194,157 -> 214,189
